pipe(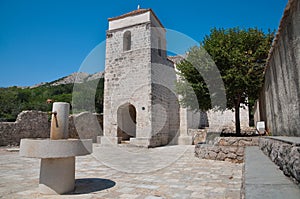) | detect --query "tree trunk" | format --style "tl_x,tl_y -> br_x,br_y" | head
235,104 -> 241,136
